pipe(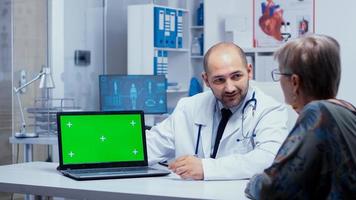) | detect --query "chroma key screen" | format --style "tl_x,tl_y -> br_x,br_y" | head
59,113 -> 145,165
